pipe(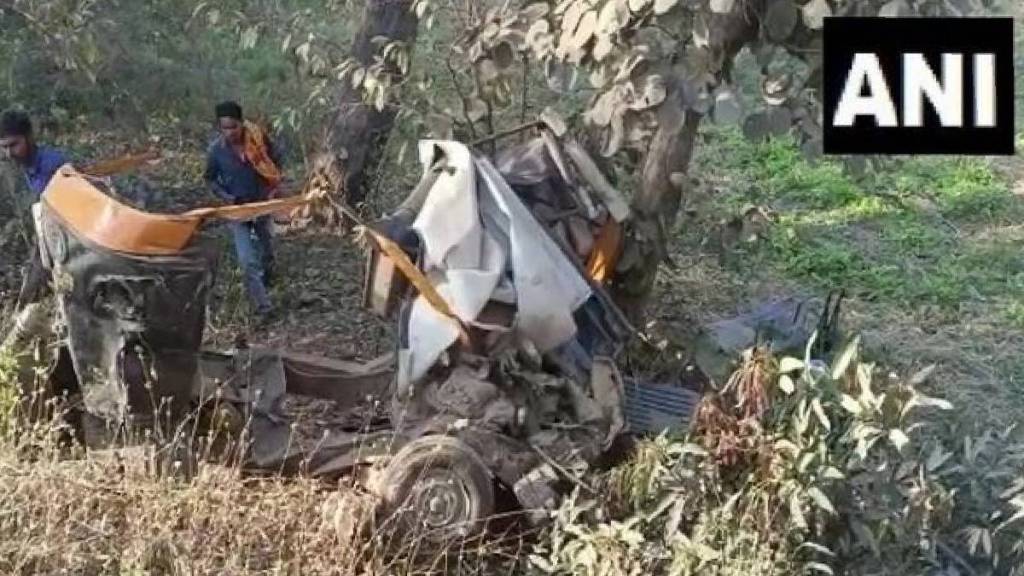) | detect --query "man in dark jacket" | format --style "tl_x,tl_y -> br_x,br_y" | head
203,101 -> 282,320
